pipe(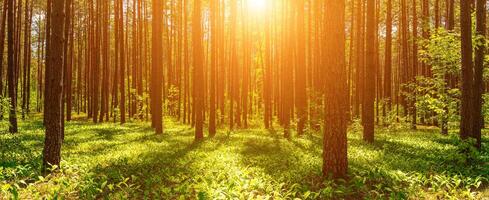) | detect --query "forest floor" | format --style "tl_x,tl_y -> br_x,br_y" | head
0,117 -> 488,199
